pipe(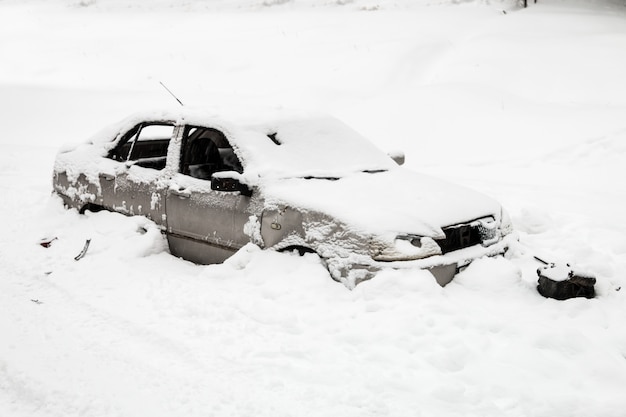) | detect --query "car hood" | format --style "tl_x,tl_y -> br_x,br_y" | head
259,168 -> 502,238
